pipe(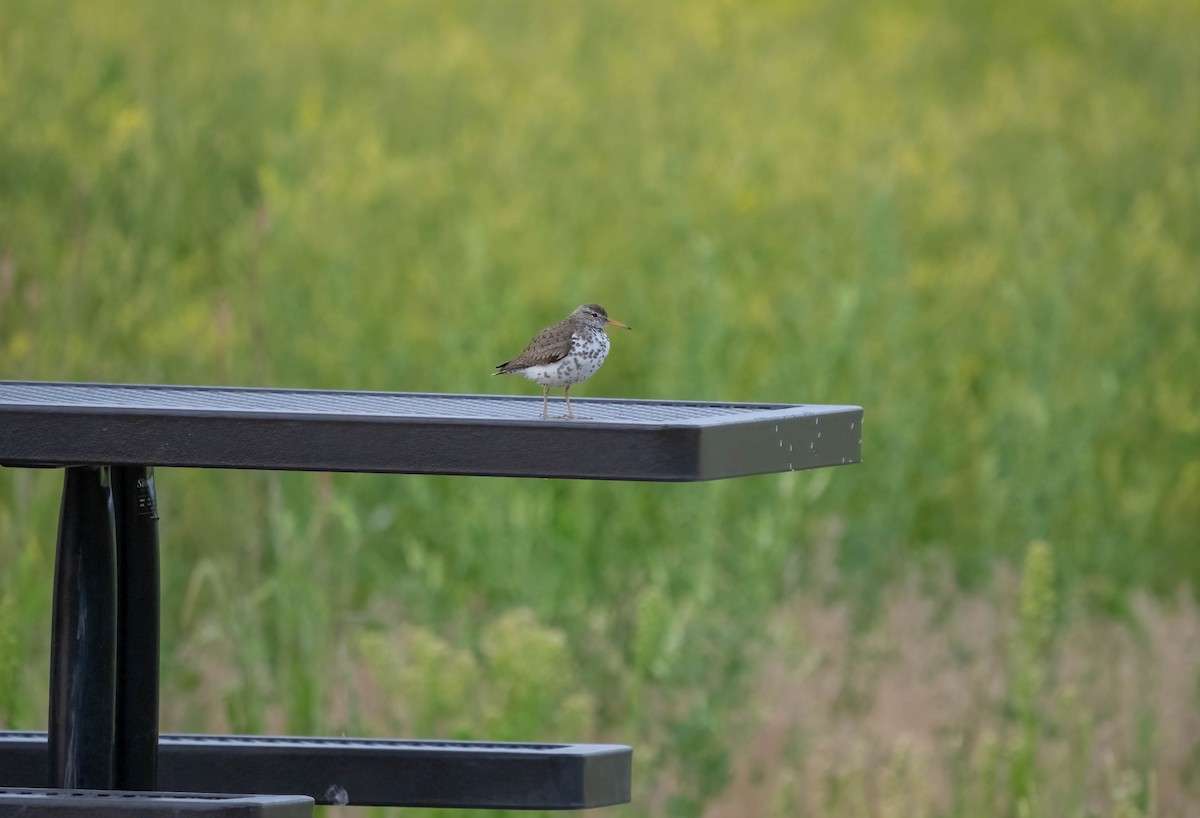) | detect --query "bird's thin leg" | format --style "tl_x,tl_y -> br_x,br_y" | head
564,385 -> 573,419
541,385 -> 550,419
